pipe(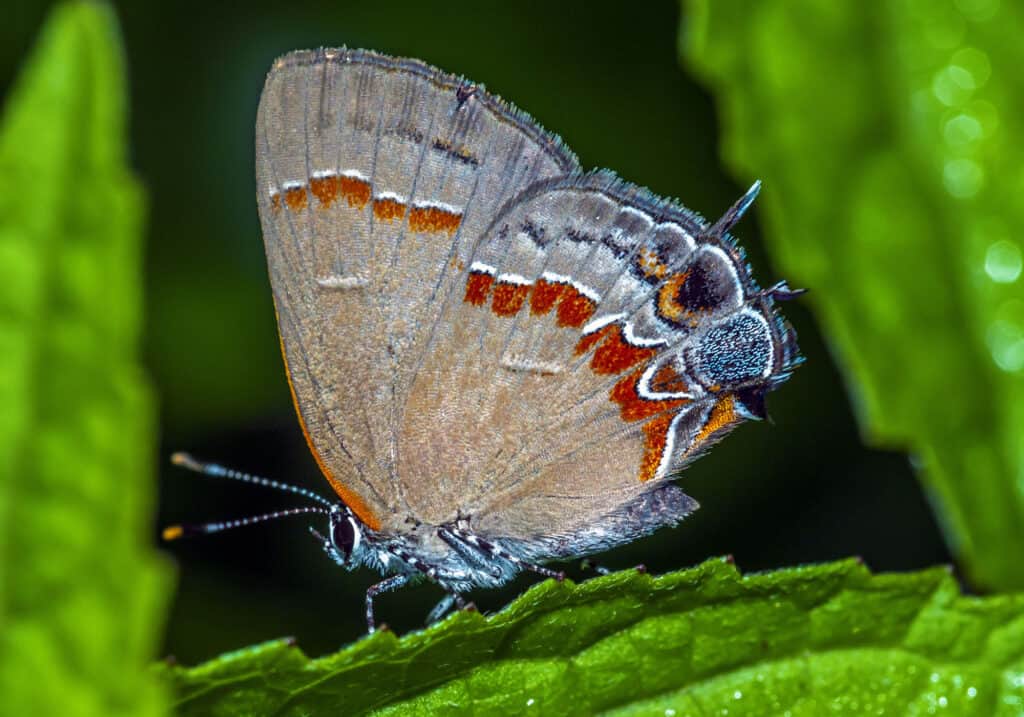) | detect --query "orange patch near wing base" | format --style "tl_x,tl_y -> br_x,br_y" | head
556,289 -> 597,328
339,176 -> 371,208
589,326 -> 658,374
464,271 -> 495,306
492,282 -> 530,316
284,186 -> 308,211
639,413 -> 676,482
409,205 -> 462,234
270,194 -> 281,213
373,197 -> 406,222
274,310 -> 381,531
611,369 -> 689,422
310,175 -> 341,207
